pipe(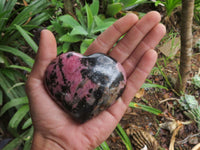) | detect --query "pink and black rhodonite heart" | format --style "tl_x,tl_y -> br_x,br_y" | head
44,52 -> 126,123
